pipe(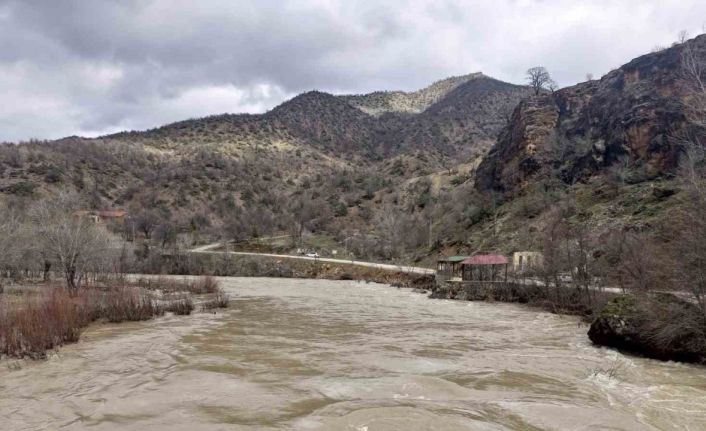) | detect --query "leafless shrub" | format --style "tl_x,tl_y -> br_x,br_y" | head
606,231 -> 665,292
0,289 -> 92,358
191,276 -> 219,294
0,275 -> 234,358
0,286 -> 166,358
678,30 -> 690,44
201,288 -> 230,310
137,276 -> 219,294
642,298 -> 705,352
100,287 -> 164,323
164,293 -> 194,315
